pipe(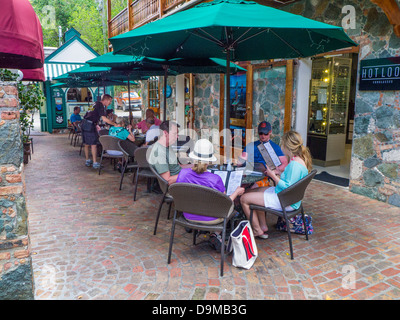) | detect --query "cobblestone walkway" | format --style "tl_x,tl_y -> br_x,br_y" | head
25,134 -> 400,300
